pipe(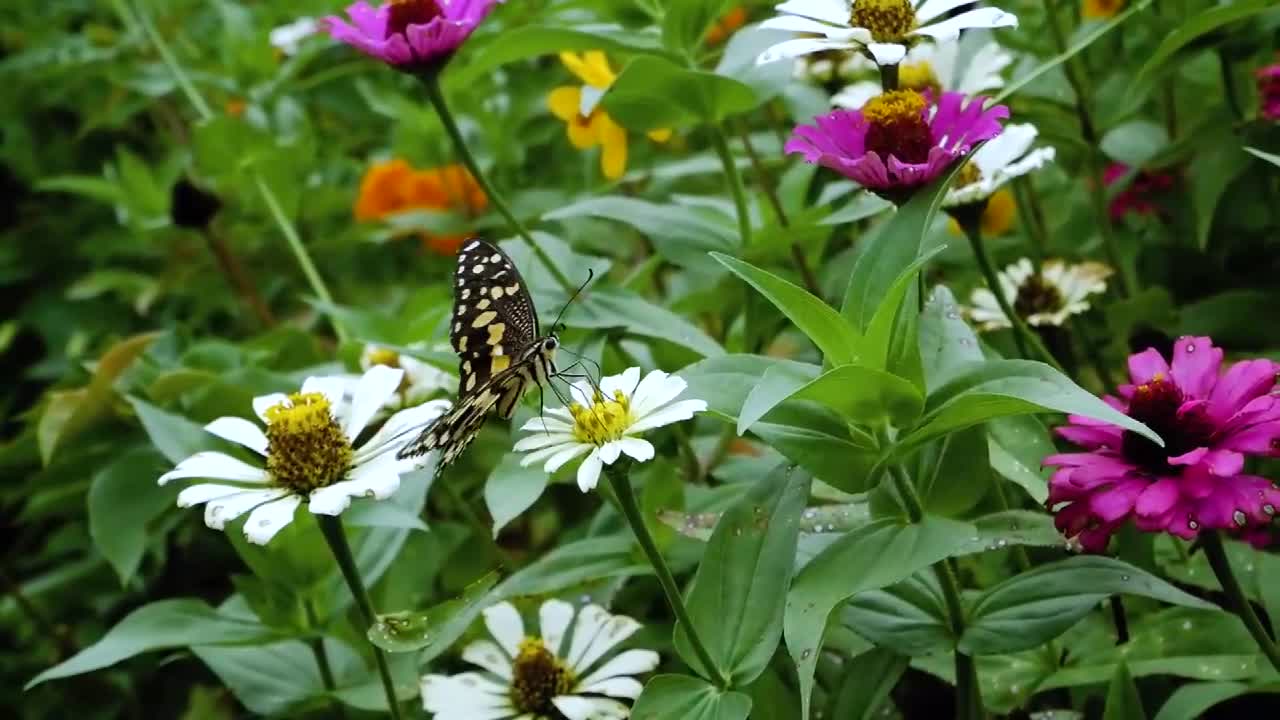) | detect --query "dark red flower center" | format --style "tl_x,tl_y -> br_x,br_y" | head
1121,375 -> 1216,472
861,90 -> 933,165
387,0 -> 443,37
